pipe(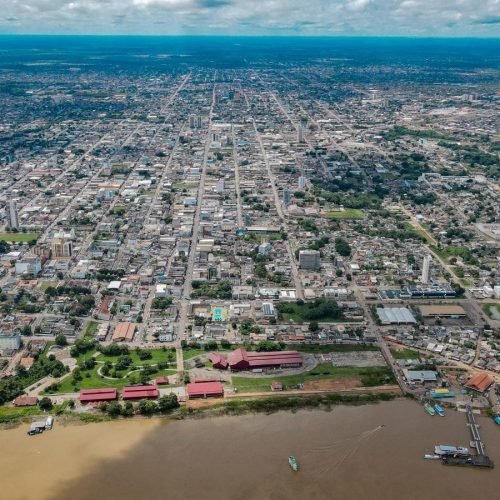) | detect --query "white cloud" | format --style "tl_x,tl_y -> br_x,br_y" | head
0,0 -> 498,35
